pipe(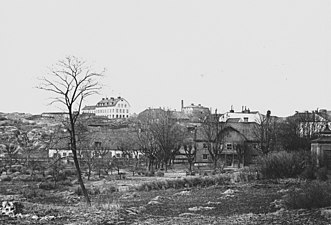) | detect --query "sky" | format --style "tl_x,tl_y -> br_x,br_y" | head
1,0 -> 331,117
